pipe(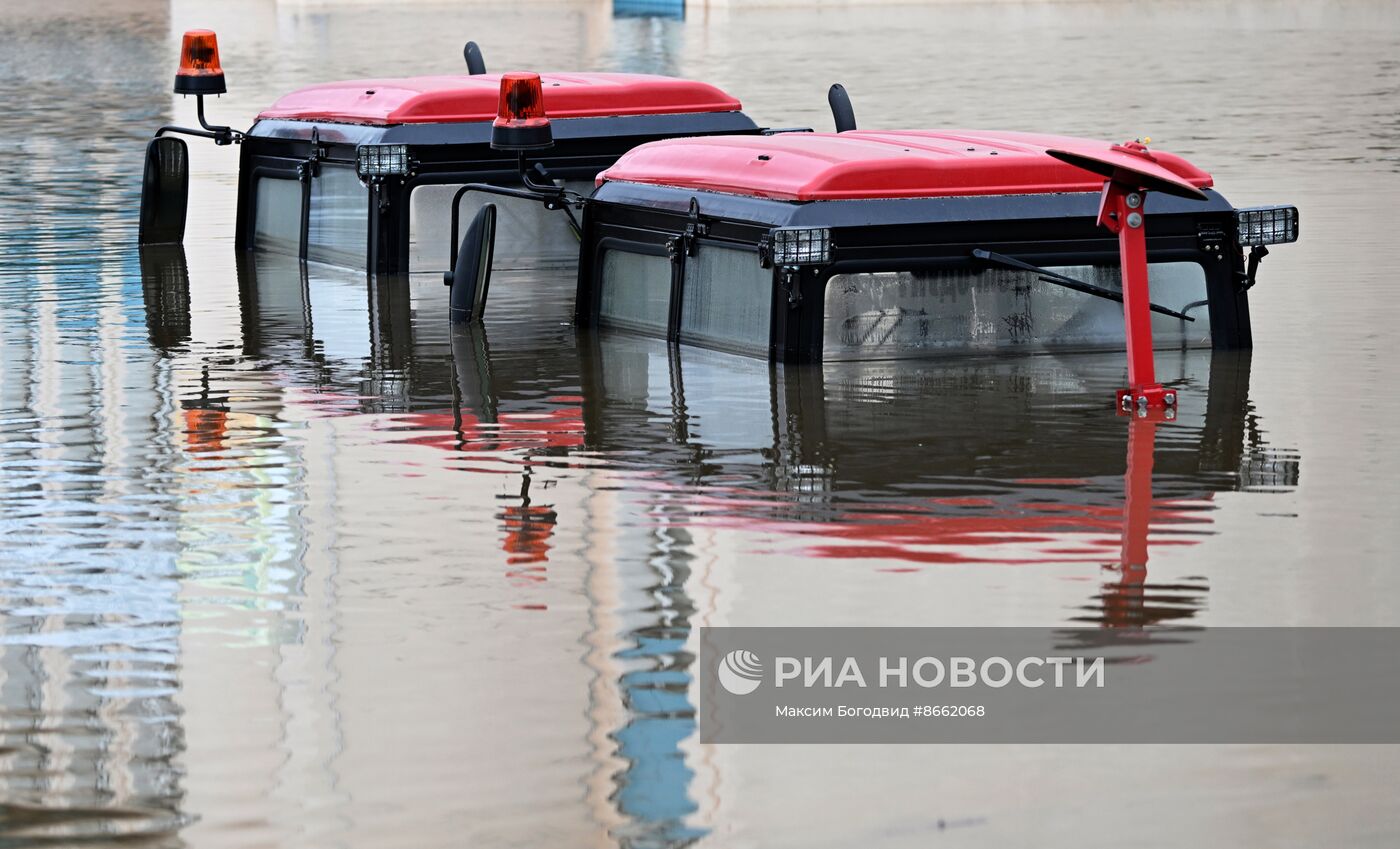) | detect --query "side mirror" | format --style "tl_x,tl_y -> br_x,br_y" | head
828,83 -> 857,133
139,136 -> 189,245
446,204 -> 497,324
